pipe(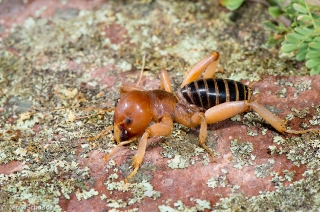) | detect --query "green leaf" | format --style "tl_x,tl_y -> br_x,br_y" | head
309,42 -> 320,49
292,32 -> 307,40
297,15 -> 311,22
314,37 -> 320,42
293,3 -> 308,14
310,66 -> 320,75
296,49 -> 307,61
294,27 -> 314,36
266,35 -> 283,46
306,59 -> 320,69
285,33 -> 303,43
306,50 -> 320,59
310,68 -> 320,76
299,42 -> 309,50
268,6 -> 283,18
264,20 -> 279,31
220,0 -> 244,10
281,43 -> 299,52
314,20 -> 320,30
263,20 -> 288,32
